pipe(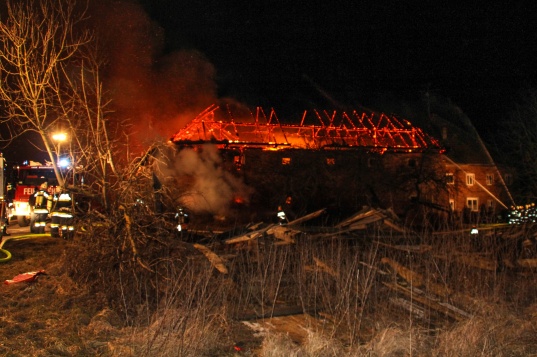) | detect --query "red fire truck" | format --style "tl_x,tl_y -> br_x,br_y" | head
9,161 -> 59,227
